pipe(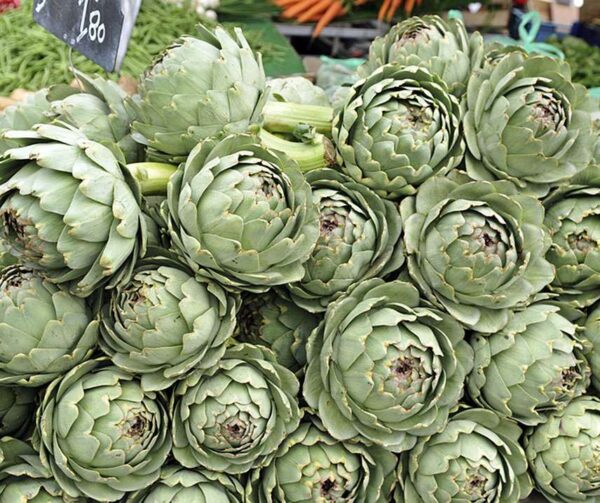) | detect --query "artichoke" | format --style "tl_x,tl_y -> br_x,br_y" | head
246,416 -> 397,503
285,168 -> 404,312
360,15 -> 484,97
166,134 -> 319,292
267,77 -> 330,107
464,52 -> 598,196
37,359 -> 172,502
126,465 -> 244,502
171,343 -> 301,474
525,396 -> 600,502
396,408 -> 533,502
583,303 -> 600,393
0,386 -> 37,438
48,70 -> 142,163
401,175 -> 554,333
333,64 -> 464,200
0,90 -> 50,160
235,290 -> 320,375
131,25 -> 266,160
468,303 -> 590,426
99,257 -> 238,391
0,437 -> 83,502
544,176 -> 600,308
0,124 -> 150,297
0,265 -> 97,386
304,278 -> 472,452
